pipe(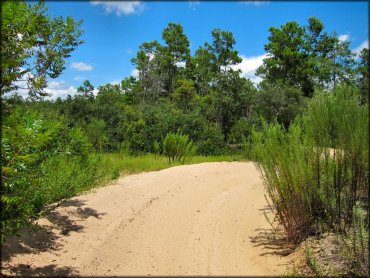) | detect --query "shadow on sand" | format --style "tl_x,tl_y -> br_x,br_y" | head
249,227 -> 295,257
1,198 -> 106,276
